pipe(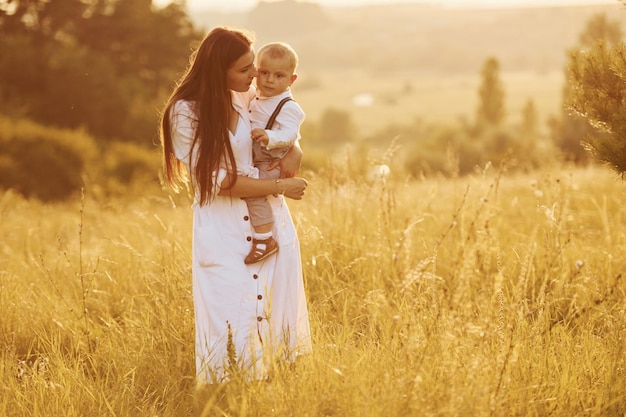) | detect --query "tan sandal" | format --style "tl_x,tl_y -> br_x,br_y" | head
244,236 -> 279,264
